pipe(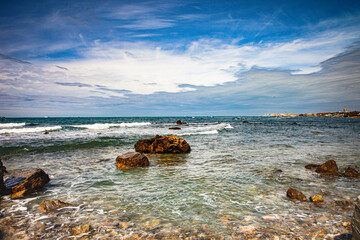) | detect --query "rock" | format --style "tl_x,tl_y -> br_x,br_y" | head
243,121 -> 249,123
286,188 -> 306,201
119,222 -> 134,229
334,200 -> 352,206
38,200 -> 73,212
44,131 -> 49,134
72,224 -> 91,235
116,152 -> 149,169
272,169 -> 283,173
315,160 -> 341,177
134,135 -> 191,154
169,127 -> 181,130
176,120 -> 187,125
343,167 -> 360,178
0,160 -> 8,196
4,168 -> 50,199
305,164 -> 320,170
309,194 -> 323,204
